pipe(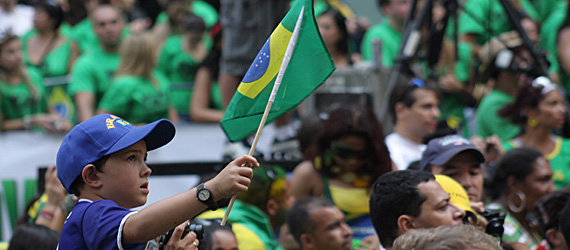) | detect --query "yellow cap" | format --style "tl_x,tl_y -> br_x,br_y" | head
435,175 -> 478,224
